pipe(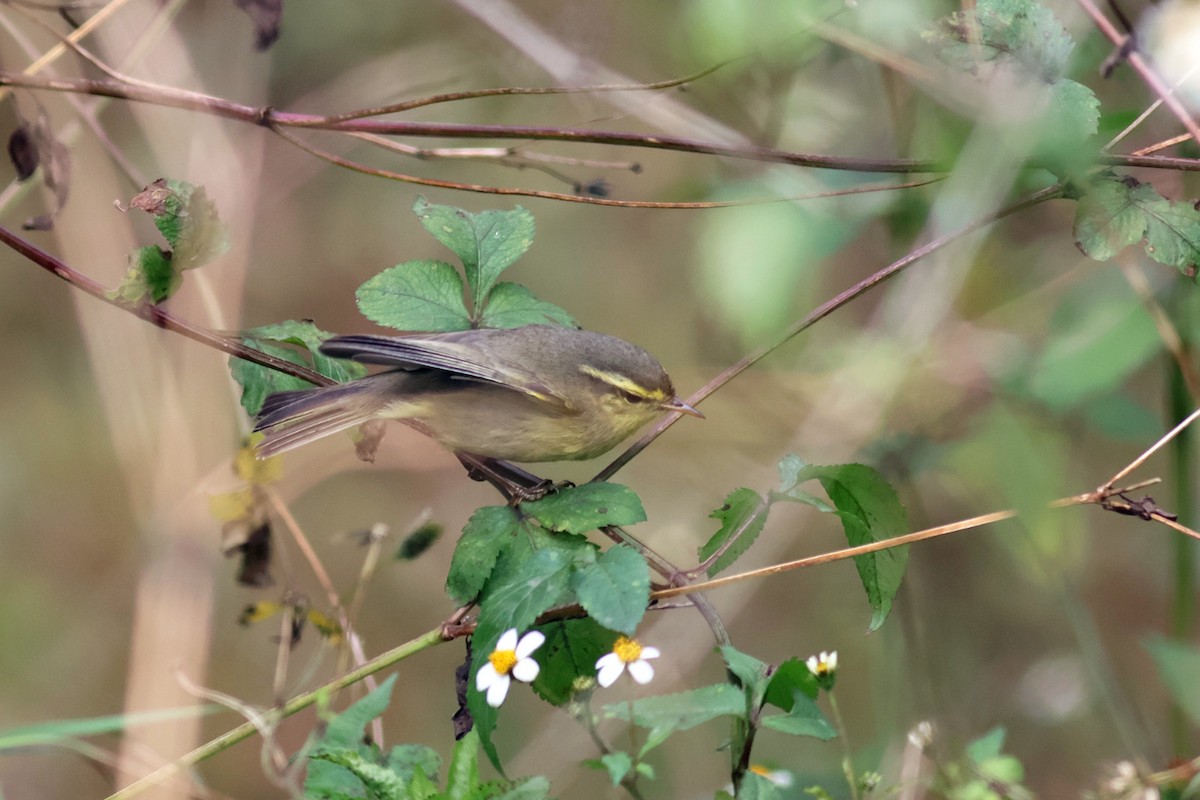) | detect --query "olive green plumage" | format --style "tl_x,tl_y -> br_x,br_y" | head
254,324 -> 701,462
